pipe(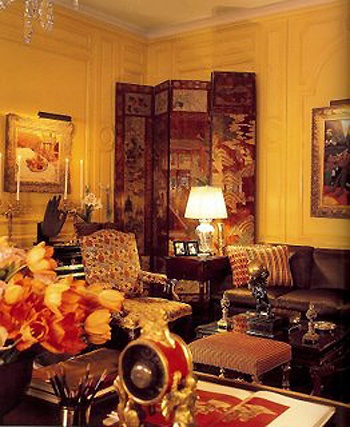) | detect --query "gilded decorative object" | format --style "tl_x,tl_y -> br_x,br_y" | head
217,292 -> 230,330
113,311 -> 197,426
217,222 -> 225,256
0,199 -> 22,241
314,321 -> 337,331
302,303 -> 319,345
